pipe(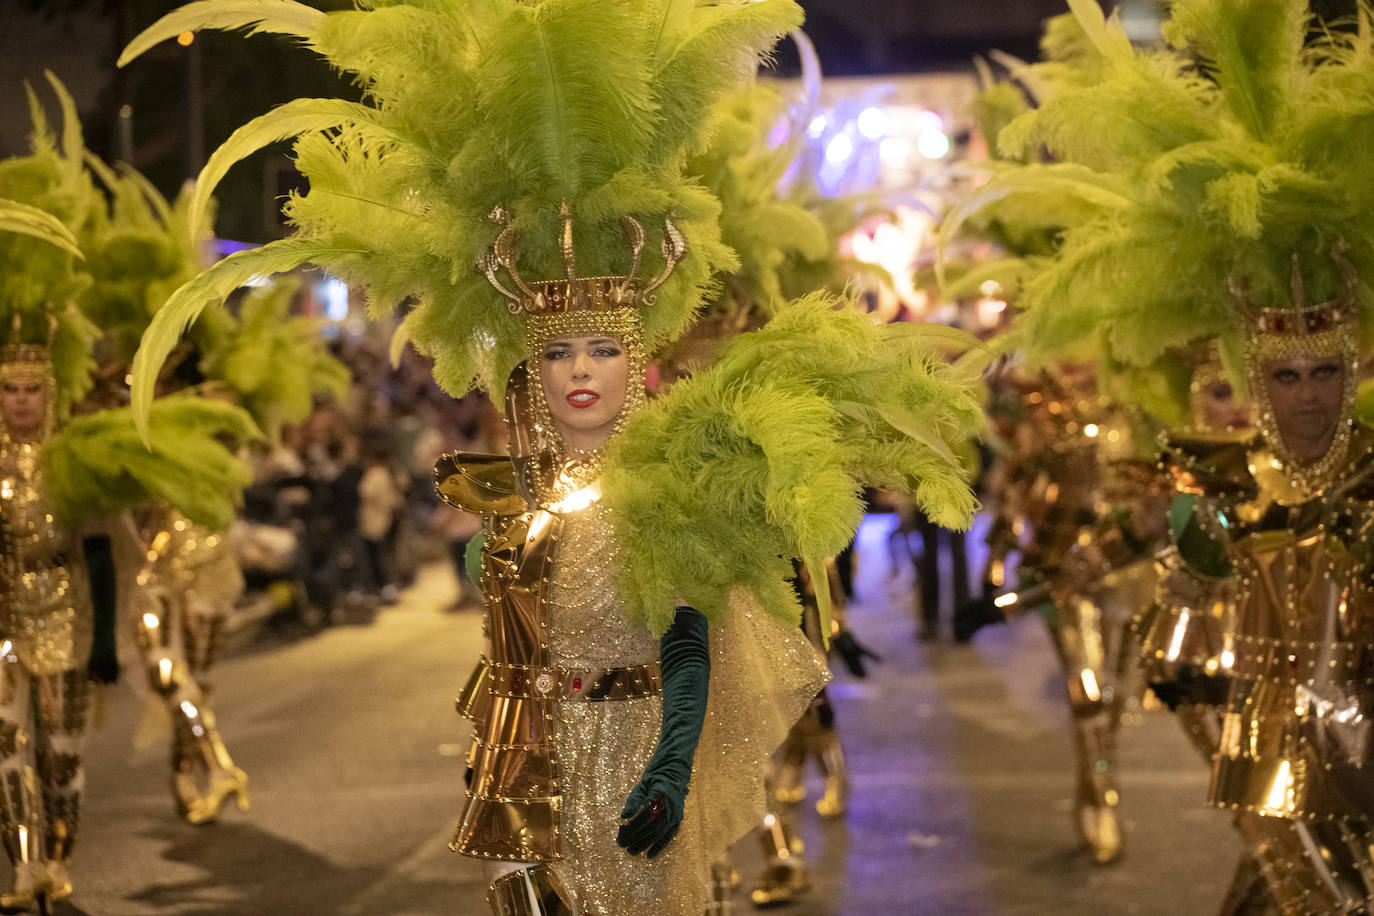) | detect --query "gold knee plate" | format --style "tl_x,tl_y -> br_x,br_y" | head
487,866 -> 575,916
